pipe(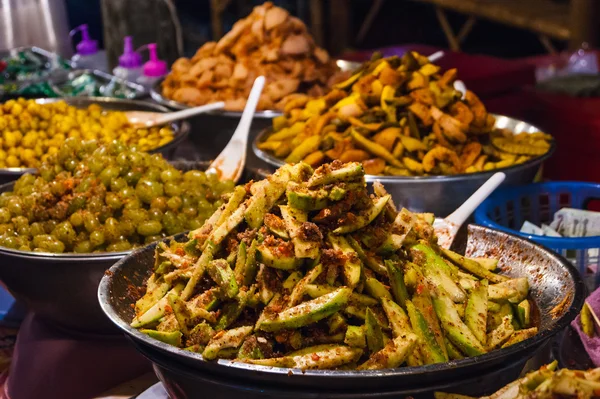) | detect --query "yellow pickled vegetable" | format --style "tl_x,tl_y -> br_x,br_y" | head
259,52 -> 553,176
0,98 -> 175,168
